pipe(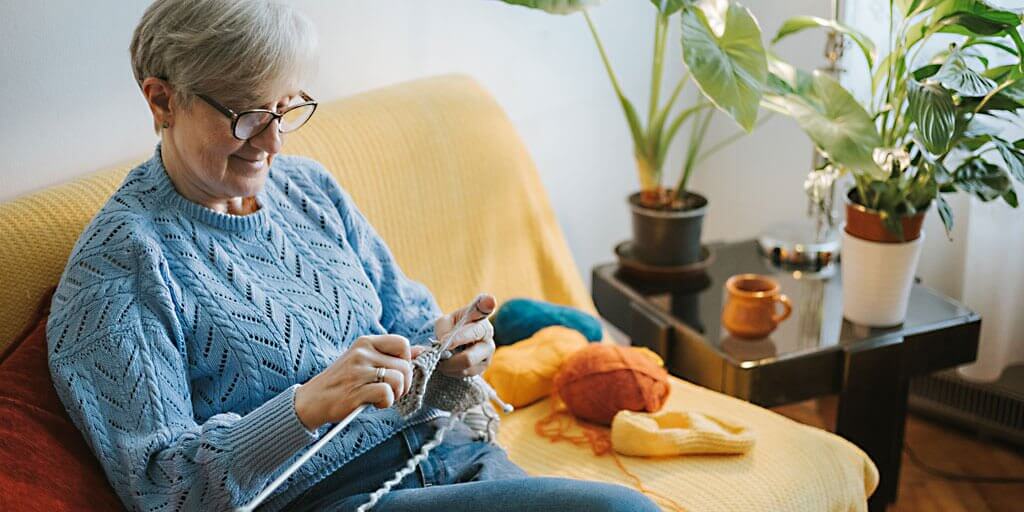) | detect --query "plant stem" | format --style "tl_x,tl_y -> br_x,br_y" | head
664,74 -> 688,114
878,1 -> 897,145
675,107 -> 715,200
854,173 -> 870,208
886,17 -> 912,147
583,11 -> 627,107
1007,27 -> 1024,72
650,73 -> 690,168
583,10 -> 650,186
694,113 -> 775,166
648,13 -> 668,128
